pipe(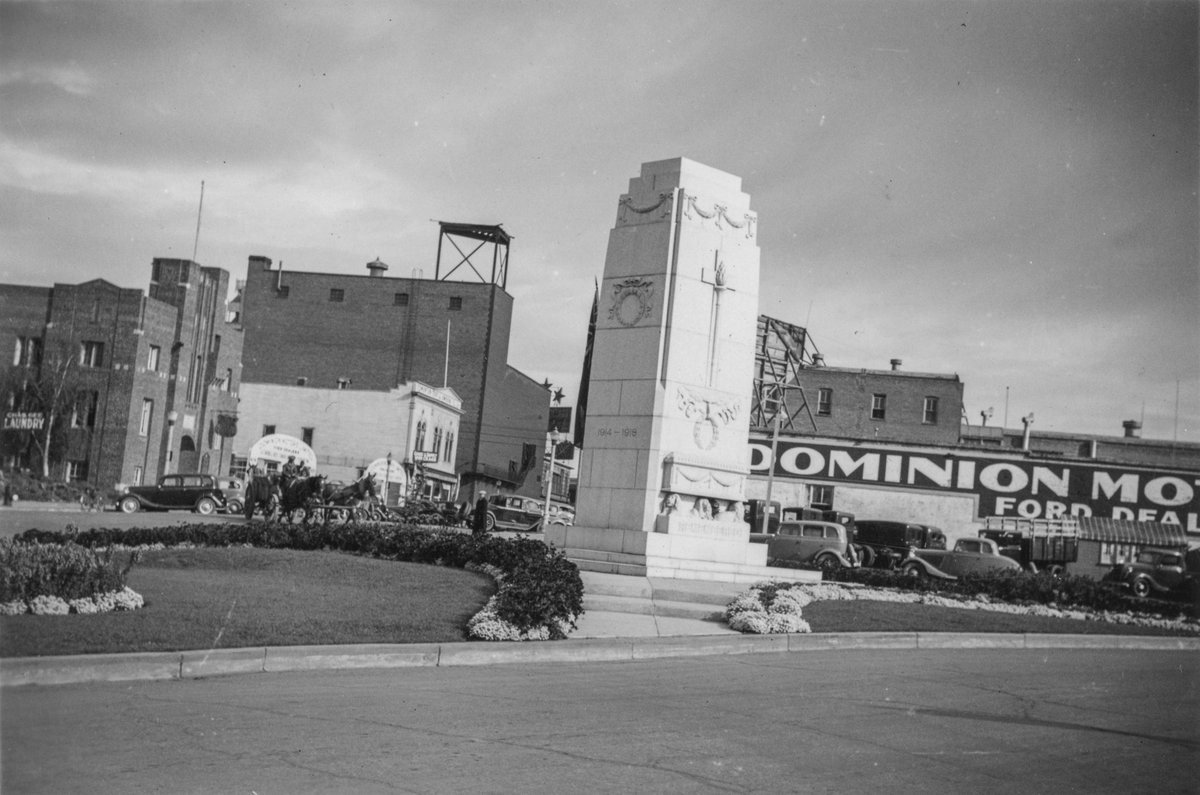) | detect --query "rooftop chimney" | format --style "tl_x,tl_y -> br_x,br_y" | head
1122,420 -> 1142,438
366,257 -> 389,278
890,358 -> 903,371
1021,412 -> 1035,451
